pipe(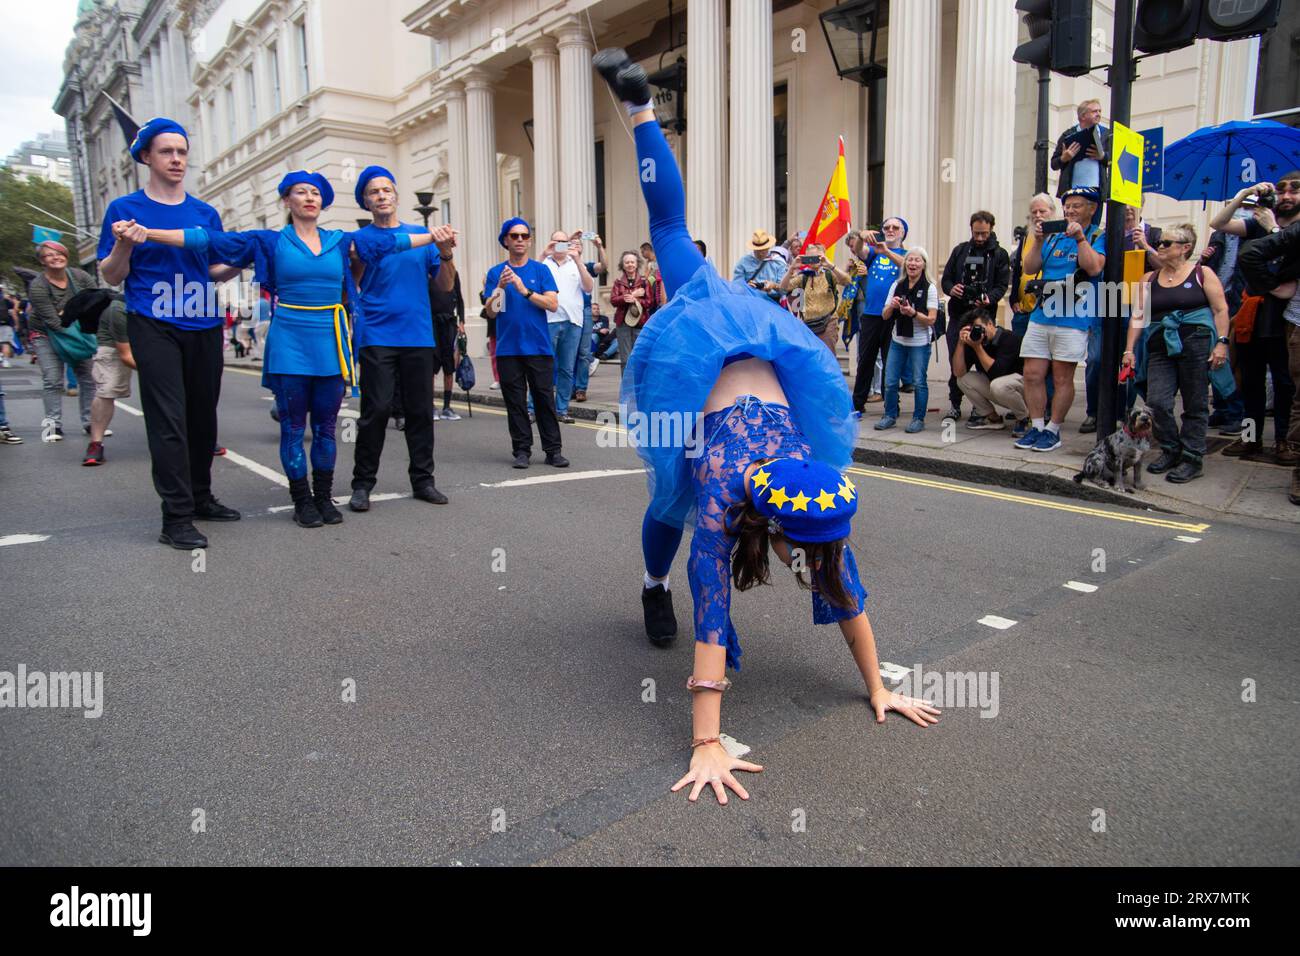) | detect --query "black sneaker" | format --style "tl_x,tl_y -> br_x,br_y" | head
594,48 -> 651,105
194,498 -> 241,521
1,426 -> 24,444
412,483 -> 449,504
1079,415 -> 1098,434
942,406 -> 961,421
1147,449 -> 1180,474
159,522 -> 208,550
512,452 -> 531,469
1166,459 -> 1203,483
545,452 -> 570,468
641,584 -> 677,646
